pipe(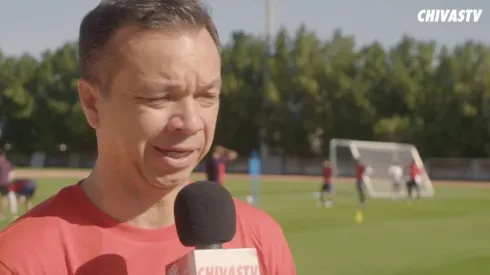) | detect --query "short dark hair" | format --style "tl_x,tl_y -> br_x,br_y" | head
78,0 -> 220,87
